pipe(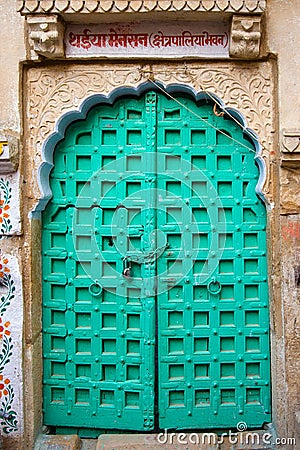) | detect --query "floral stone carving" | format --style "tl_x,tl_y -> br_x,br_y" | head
26,62 -> 274,205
